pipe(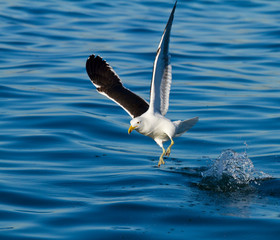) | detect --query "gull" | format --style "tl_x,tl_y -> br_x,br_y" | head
86,1 -> 198,167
